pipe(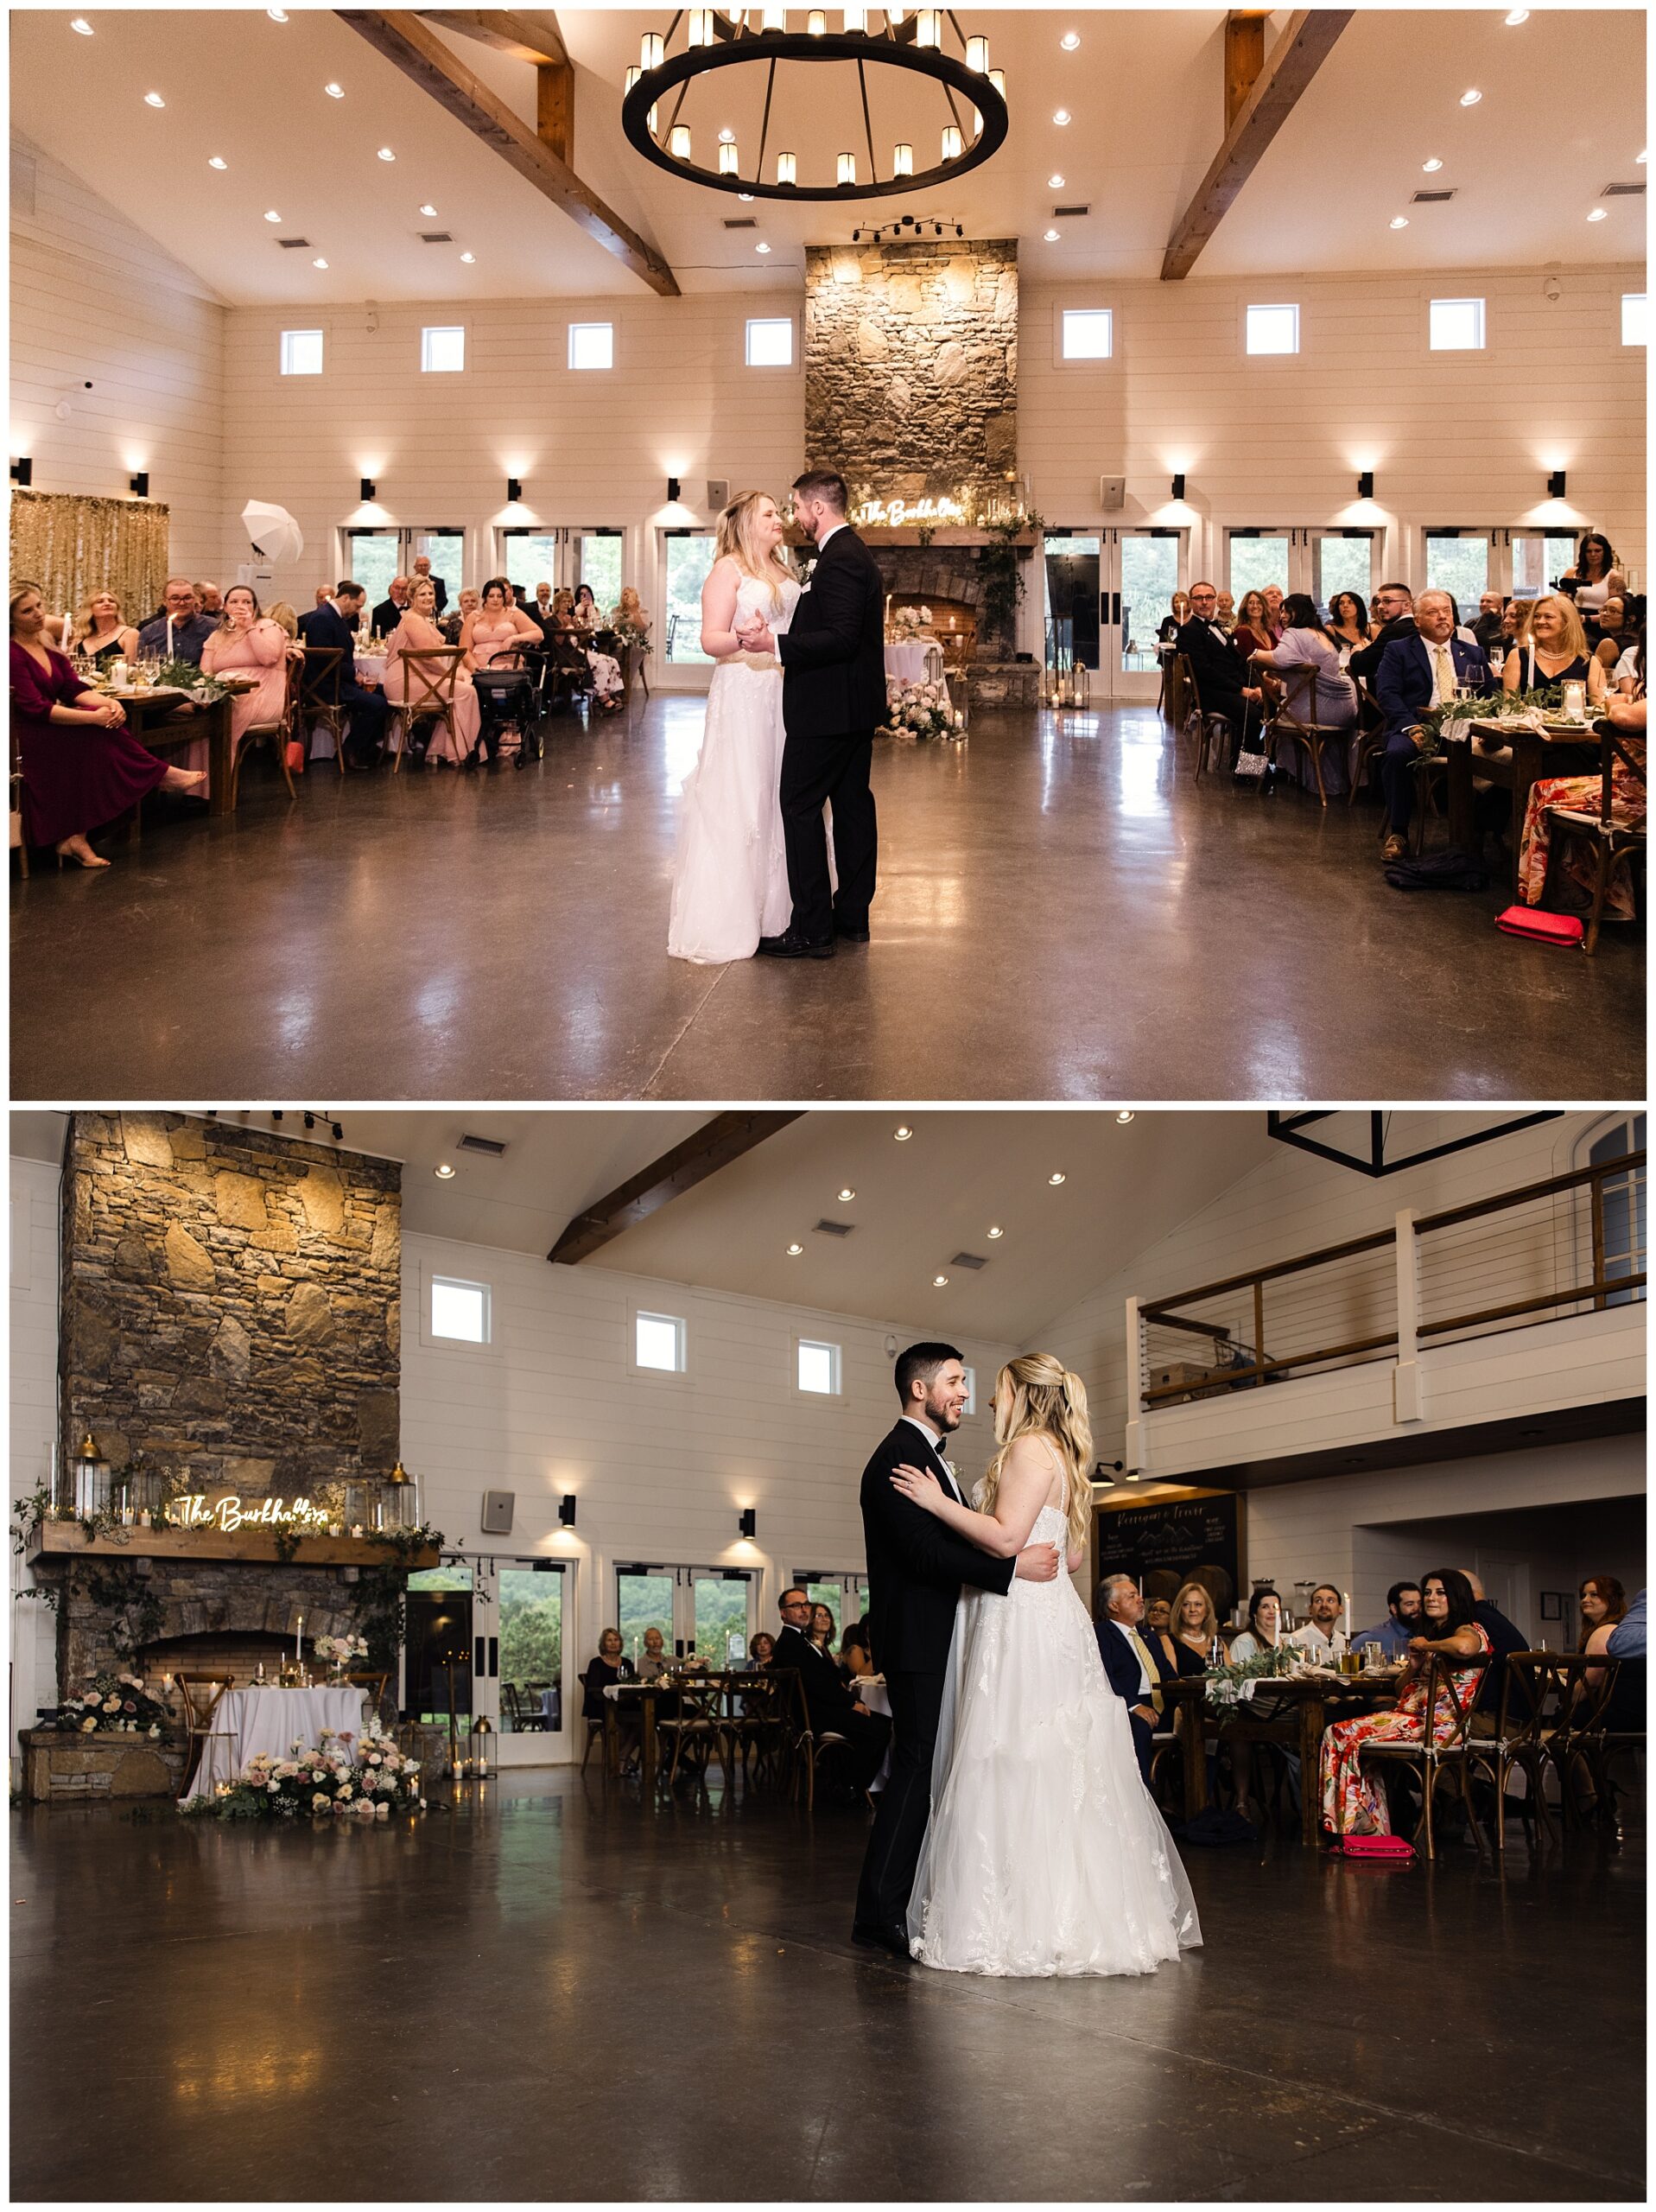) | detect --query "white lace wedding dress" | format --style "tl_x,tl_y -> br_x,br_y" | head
908,1469 -> 1202,1979
667,569 -> 799,964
